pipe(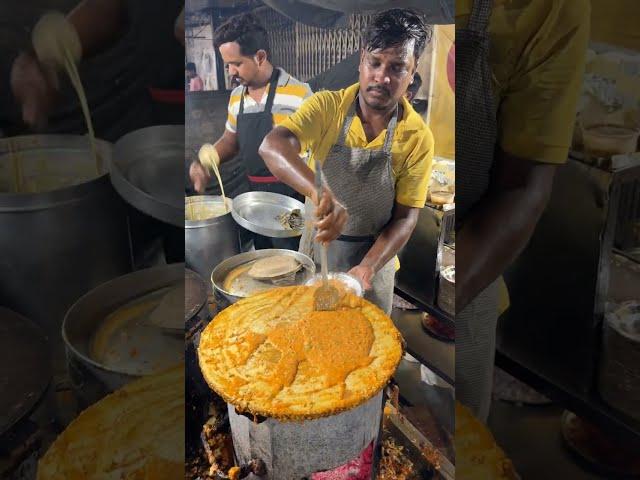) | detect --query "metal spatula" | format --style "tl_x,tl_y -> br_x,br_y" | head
146,285 -> 184,335
313,164 -> 339,311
